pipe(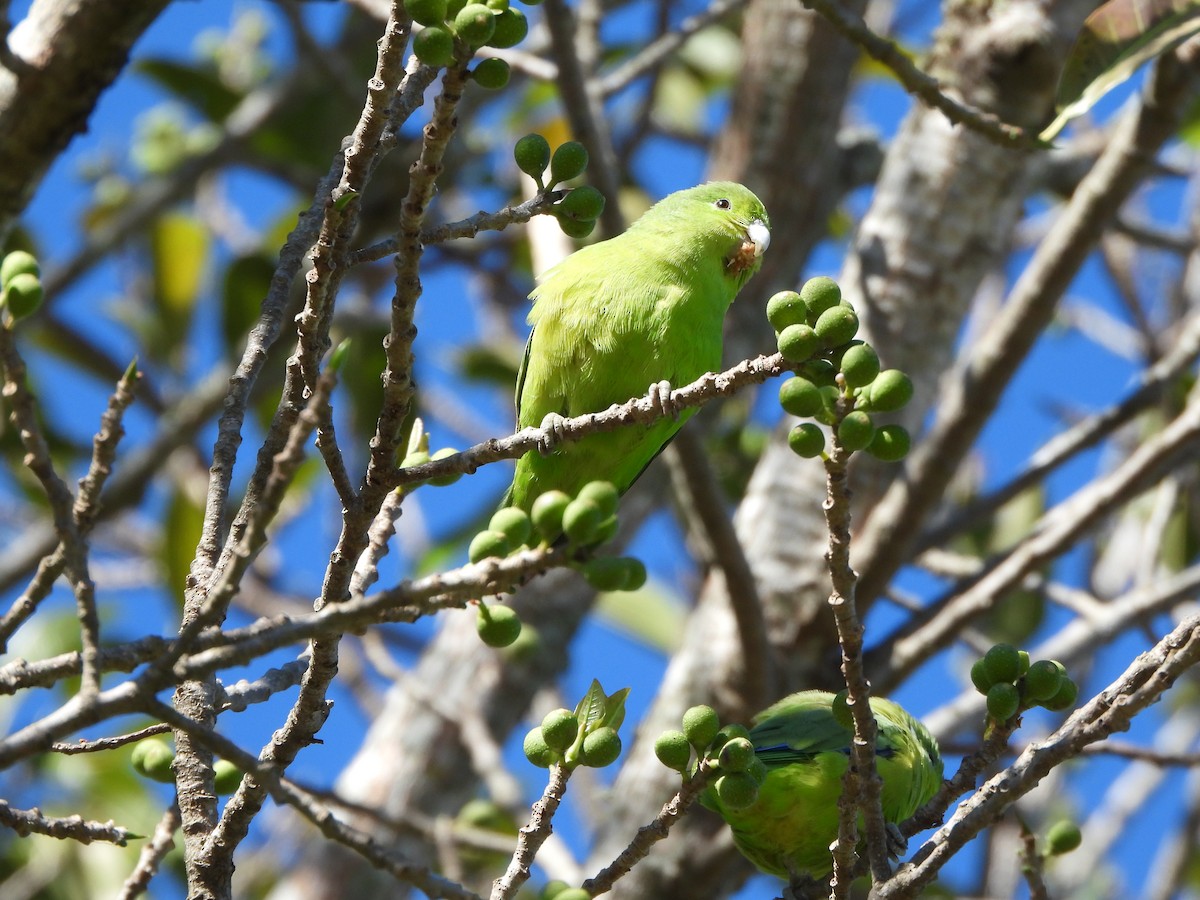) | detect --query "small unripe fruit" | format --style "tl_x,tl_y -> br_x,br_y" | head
970,658 -> 994,695
777,323 -> 820,362
620,557 -> 647,590
682,705 -> 720,749
766,290 -> 807,331
476,603 -> 522,647
814,305 -> 859,349
550,890 -> 590,900
406,0 -> 449,26
576,480 -> 619,517
468,529 -> 510,563
581,726 -> 622,767
523,727 -> 556,767
1042,677 -> 1079,712
514,133 -> 551,180
1044,820 -> 1083,856
4,273 -> 43,319
837,410 -> 875,452
487,7 -> 528,47
486,0 -> 508,8
788,422 -> 825,458
839,343 -> 881,388
414,26 -> 455,66
800,276 -> 841,318
454,3 -> 496,45
429,447 -> 462,486
868,369 -> 914,412
213,760 -> 242,794
714,772 -> 759,810
541,882 -> 570,900
713,724 -> 751,748
131,739 -> 175,783
489,507 -> 532,546
802,358 -> 837,387
541,708 -> 579,753
986,682 -> 1020,721
556,213 -> 596,239
983,643 -> 1022,685
581,556 -> 631,591
592,514 -> 619,545
549,141 -> 588,185
557,185 -> 606,222
654,730 -> 692,771
717,736 -> 755,773
562,497 -> 602,545
1018,650 -> 1031,676
778,376 -> 822,418
867,424 -> 911,462
0,250 -> 40,287
531,489 -> 571,542
1023,659 -> 1063,702
471,57 -> 510,89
